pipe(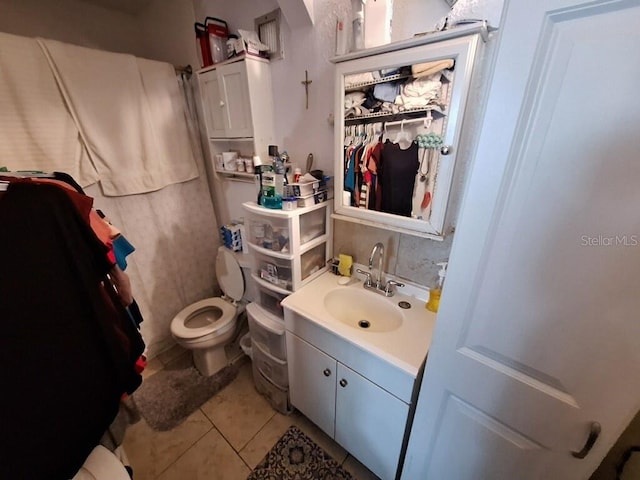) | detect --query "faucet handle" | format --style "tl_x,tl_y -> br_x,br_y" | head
356,268 -> 374,287
384,279 -> 405,296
